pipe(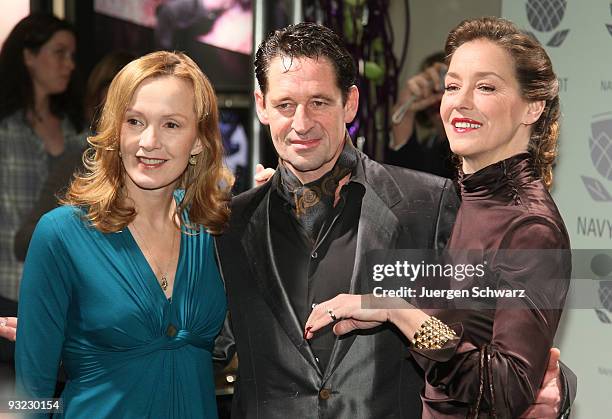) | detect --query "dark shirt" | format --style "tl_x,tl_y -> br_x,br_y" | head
269,179 -> 364,370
